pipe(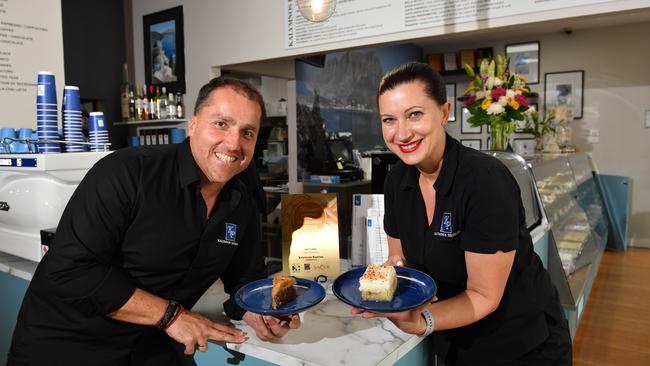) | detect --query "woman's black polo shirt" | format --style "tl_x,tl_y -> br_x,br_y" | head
9,139 -> 266,365
383,134 -> 556,365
